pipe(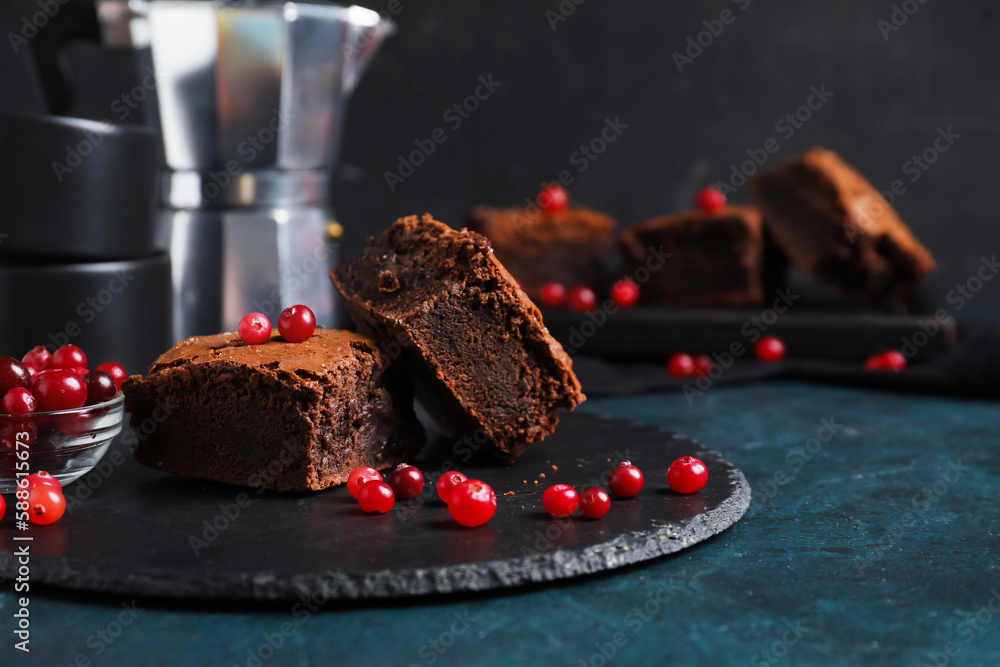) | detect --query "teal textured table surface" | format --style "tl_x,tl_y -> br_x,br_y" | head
2,381 -> 999,666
